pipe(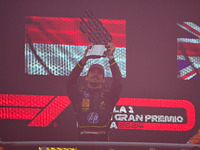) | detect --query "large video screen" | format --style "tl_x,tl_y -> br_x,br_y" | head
0,1 -> 200,149
177,22 -> 200,80
25,16 -> 126,77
